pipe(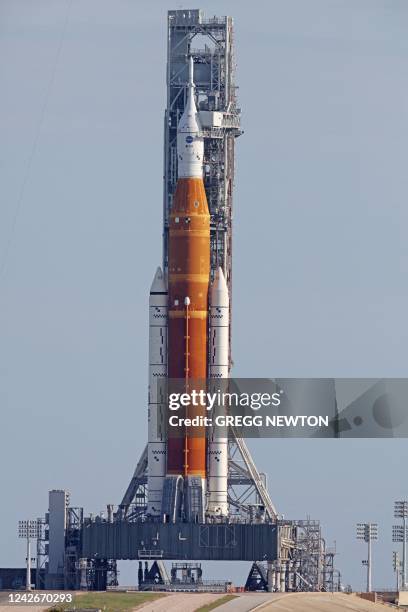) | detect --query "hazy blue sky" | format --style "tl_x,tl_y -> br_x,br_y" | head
1,0 -> 408,590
